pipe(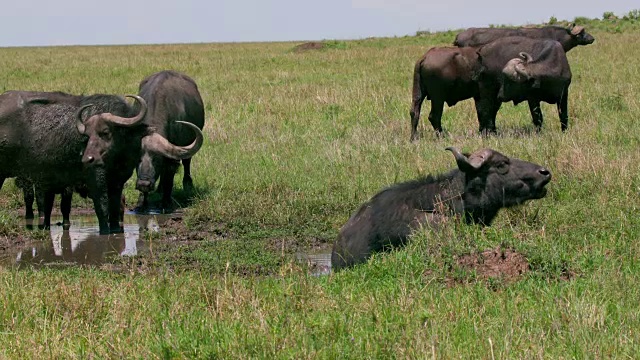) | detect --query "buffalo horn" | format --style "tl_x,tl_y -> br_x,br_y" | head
75,104 -> 93,134
446,147 -> 489,173
518,52 -> 532,63
570,25 -> 584,35
142,121 -> 204,160
100,95 -> 147,127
